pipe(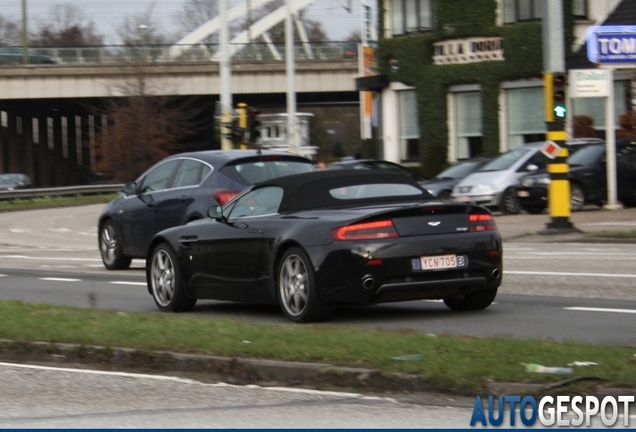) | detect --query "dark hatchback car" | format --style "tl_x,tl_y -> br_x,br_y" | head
0,173 -> 32,191
98,150 -> 315,270
327,159 -> 428,184
516,139 -> 636,213
419,157 -> 491,202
